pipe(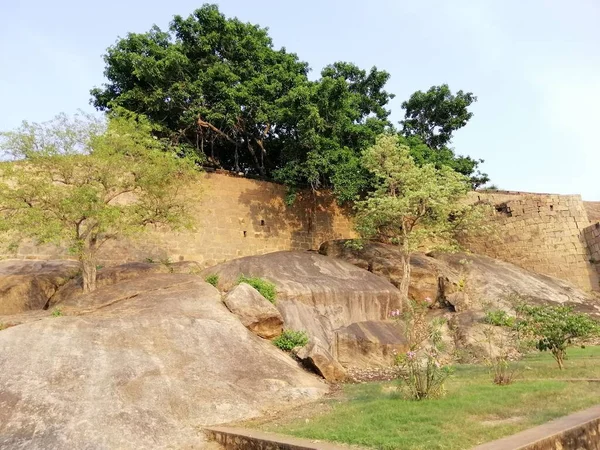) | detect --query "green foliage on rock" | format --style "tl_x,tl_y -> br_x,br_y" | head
354,134 -> 490,299
237,275 -> 276,303
516,304 -> 600,369
273,330 -> 309,352
0,111 -> 200,293
204,274 -> 219,288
